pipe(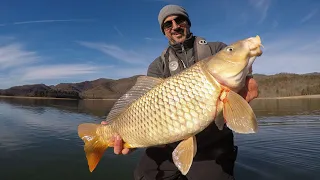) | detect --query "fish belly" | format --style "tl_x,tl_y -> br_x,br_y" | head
115,63 -> 221,147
